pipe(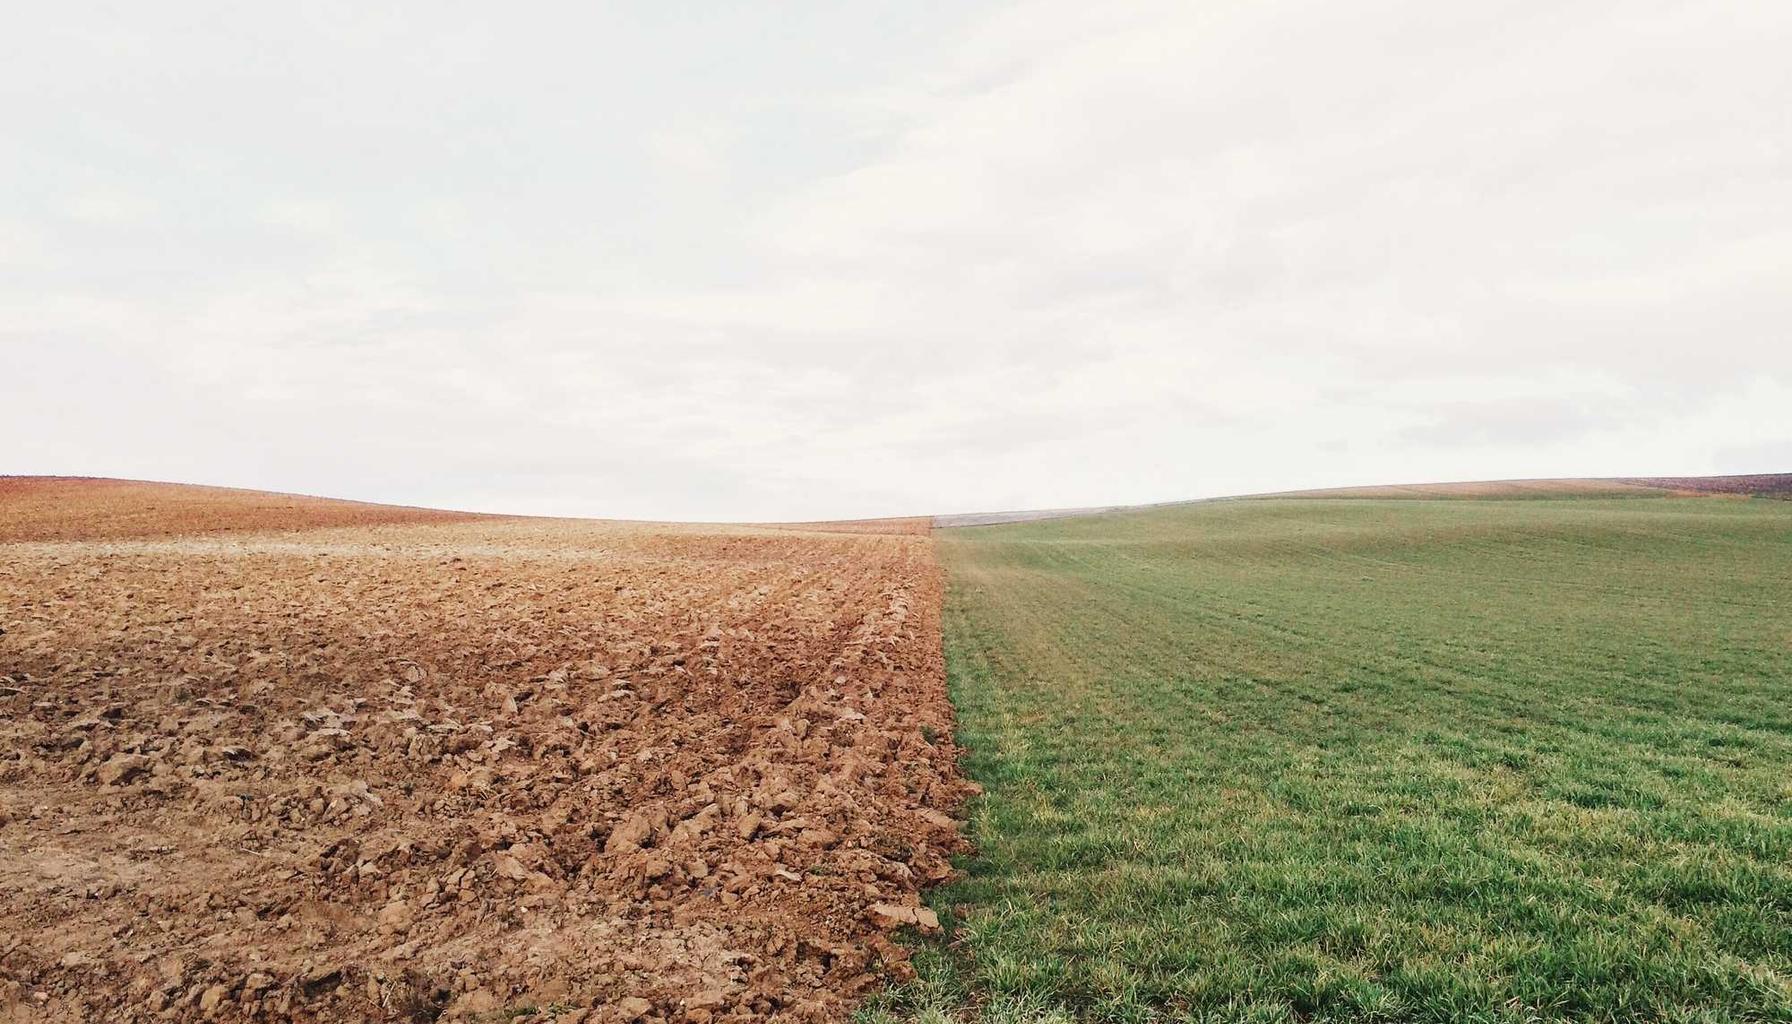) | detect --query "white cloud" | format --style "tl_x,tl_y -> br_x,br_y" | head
3,1 -> 1788,519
